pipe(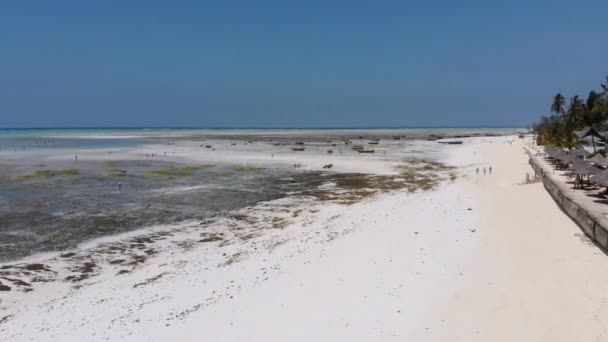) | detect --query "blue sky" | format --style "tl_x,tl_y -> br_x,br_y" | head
1,1 -> 607,128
